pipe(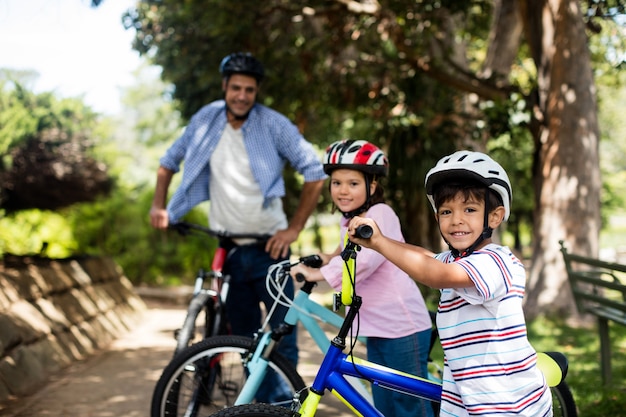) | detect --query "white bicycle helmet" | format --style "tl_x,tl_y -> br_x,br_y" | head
425,150 -> 512,221
323,139 -> 388,177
